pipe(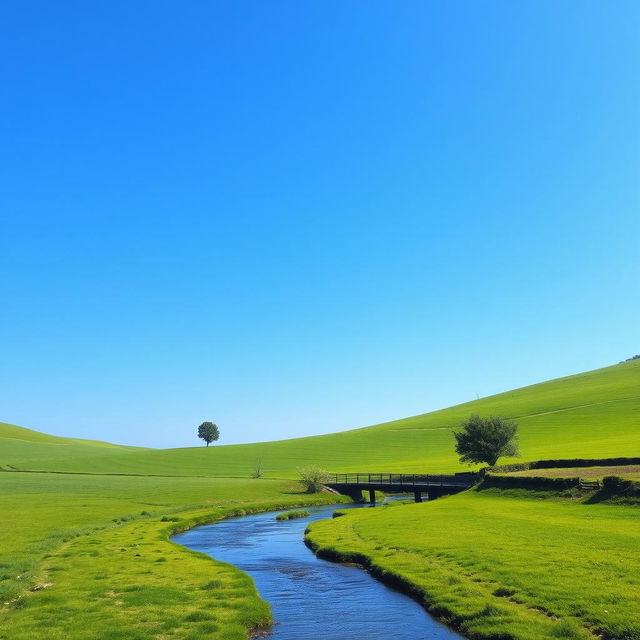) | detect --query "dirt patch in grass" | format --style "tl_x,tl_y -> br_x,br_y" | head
507,465 -> 640,480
